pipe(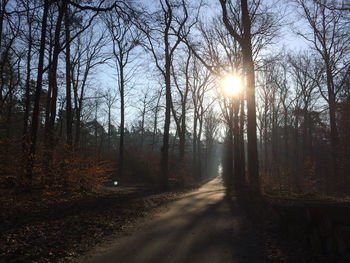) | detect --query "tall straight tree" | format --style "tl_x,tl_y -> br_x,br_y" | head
219,0 -> 259,193
139,0 -> 189,188
190,58 -> 213,180
64,0 -> 73,147
104,11 -> 139,178
71,26 -> 108,146
21,0 -> 36,153
203,106 -> 220,177
45,1 -> 65,152
288,53 -> 321,164
27,0 -> 50,183
217,0 -> 281,193
218,91 -> 235,190
295,0 -> 350,176
171,47 -> 191,158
